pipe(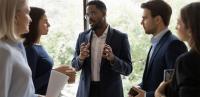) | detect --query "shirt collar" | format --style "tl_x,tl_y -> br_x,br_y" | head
151,27 -> 168,45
